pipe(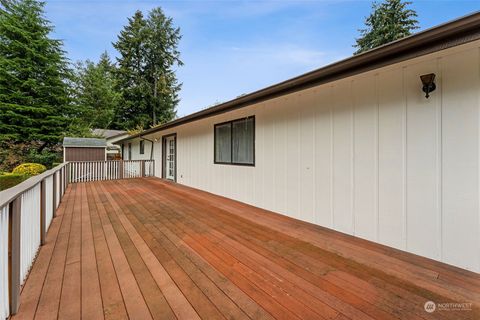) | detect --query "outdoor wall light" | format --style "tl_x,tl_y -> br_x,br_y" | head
420,73 -> 436,99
